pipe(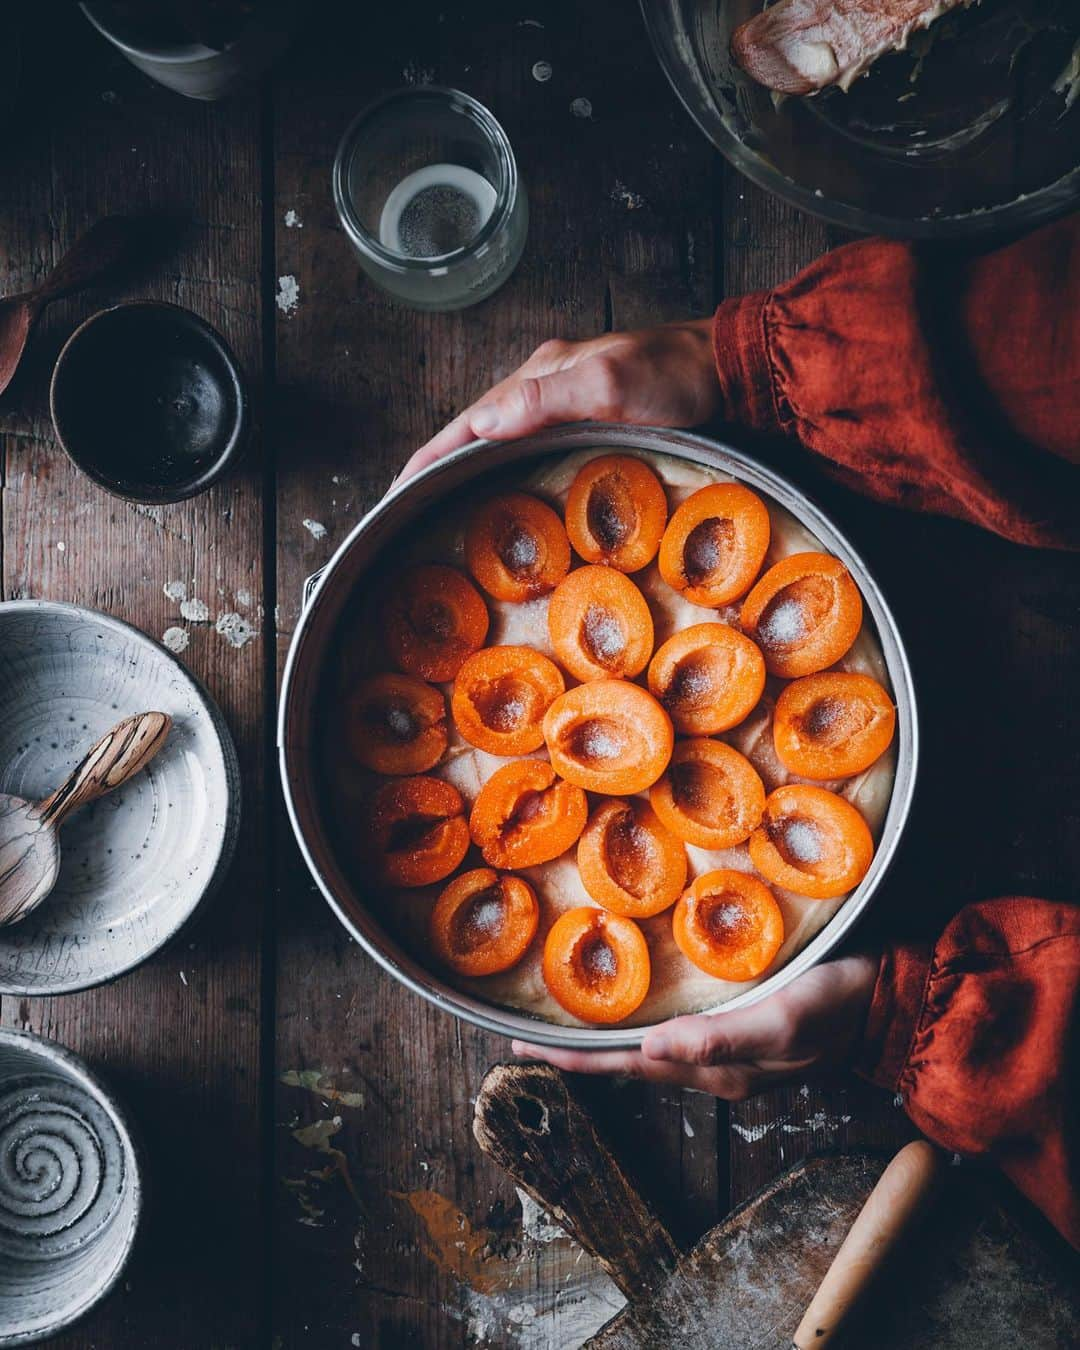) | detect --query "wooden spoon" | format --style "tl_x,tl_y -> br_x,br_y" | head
0,216 -> 142,397
0,711 -> 172,927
